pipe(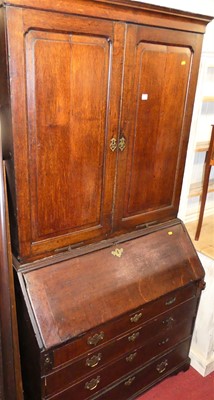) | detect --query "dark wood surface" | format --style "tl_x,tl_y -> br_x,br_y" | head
45,339 -> 192,400
93,340 -> 191,400
0,140 -> 23,398
15,220 -> 204,399
1,0 -> 211,262
51,296 -> 197,370
0,0 -> 212,33
0,1 -> 211,399
43,297 -> 197,397
22,223 -> 203,349
114,25 -> 203,231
